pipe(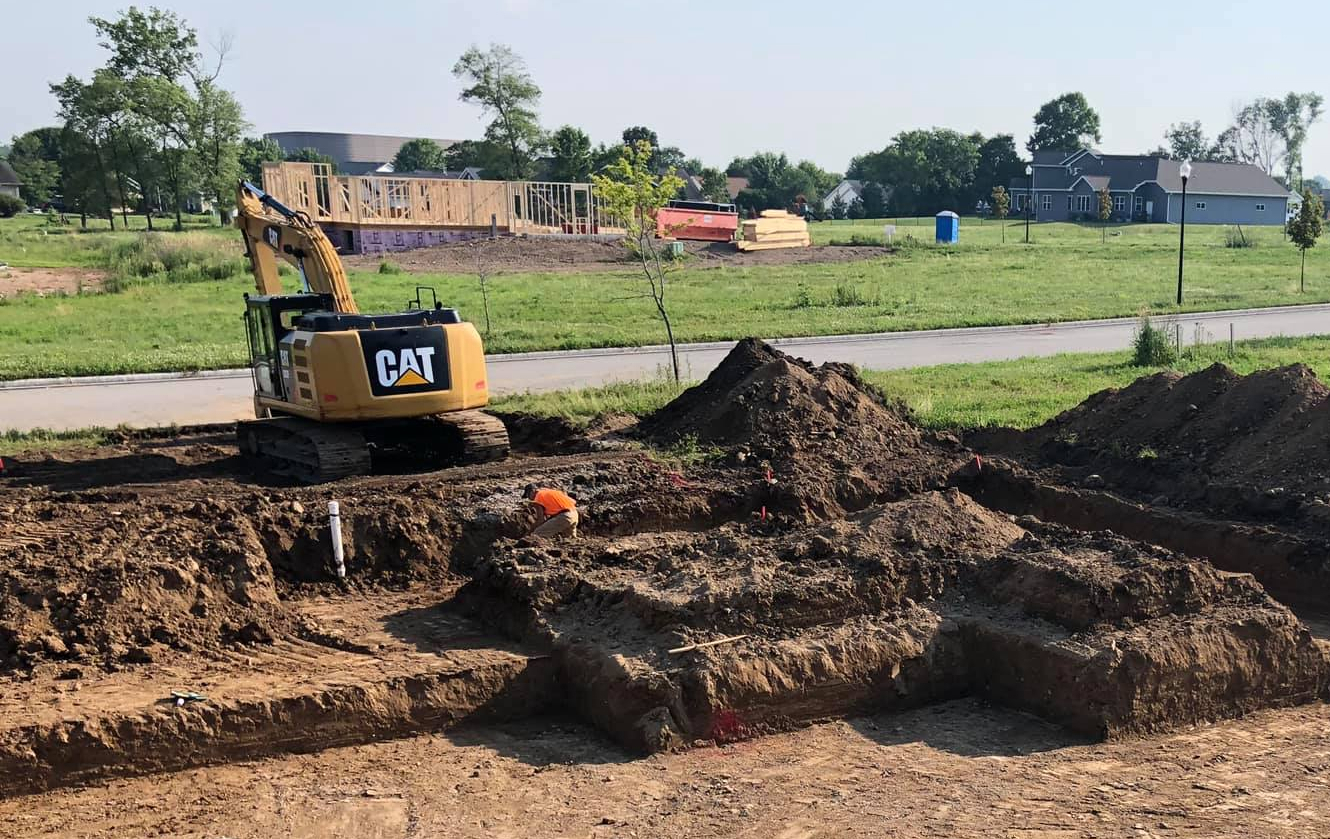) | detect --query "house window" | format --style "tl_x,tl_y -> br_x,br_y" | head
1256,203 -> 1266,211
1067,195 -> 1073,211
1134,196 -> 1144,212
1194,201 -> 1207,209
1077,194 -> 1091,213
1114,195 -> 1125,212
1041,194 -> 1052,211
